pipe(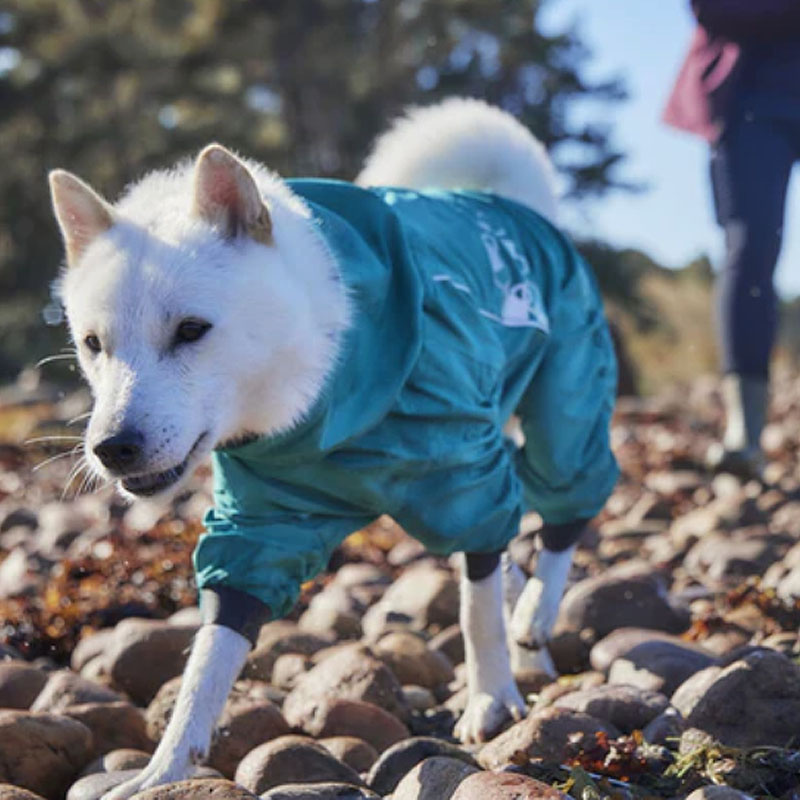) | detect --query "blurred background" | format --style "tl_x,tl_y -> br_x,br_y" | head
0,0 -> 798,393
